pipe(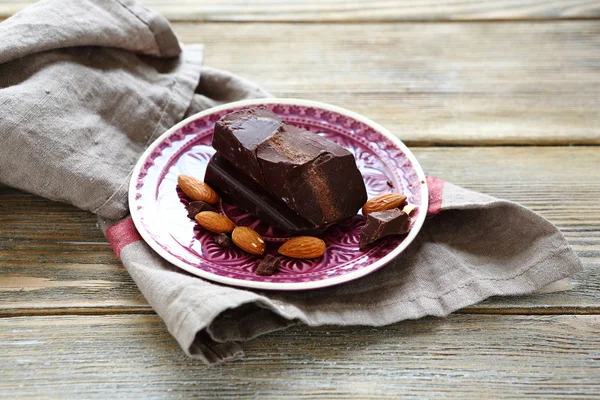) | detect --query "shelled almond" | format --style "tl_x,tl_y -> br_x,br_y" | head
362,193 -> 407,215
195,211 -> 236,234
232,227 -> 266,255
178,175 -> 220,204
278,236 -> 326,259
